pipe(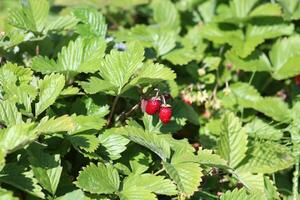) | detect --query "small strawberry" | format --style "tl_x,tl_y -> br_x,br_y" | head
182,96 -> 192,105
140,98 -> 148,112
159,105 -> 172,124
145,98 -> 161,115
295,75 -> 300,86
